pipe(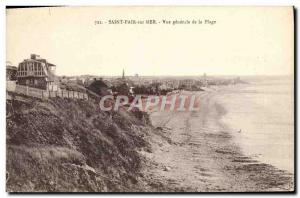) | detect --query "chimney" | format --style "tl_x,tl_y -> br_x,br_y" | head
31,54 -> 41,60
31,54 -> 36,59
